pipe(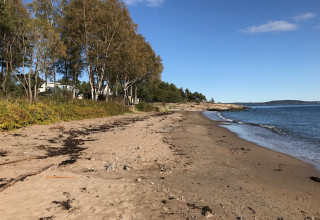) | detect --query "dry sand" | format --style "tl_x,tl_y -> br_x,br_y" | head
0,111 -> 319,219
